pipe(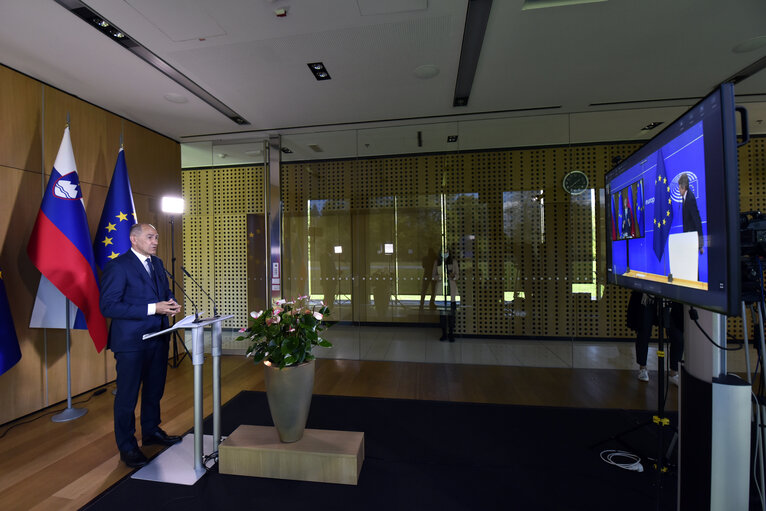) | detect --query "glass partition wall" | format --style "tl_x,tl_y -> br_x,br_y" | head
180,107 -> 763,371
